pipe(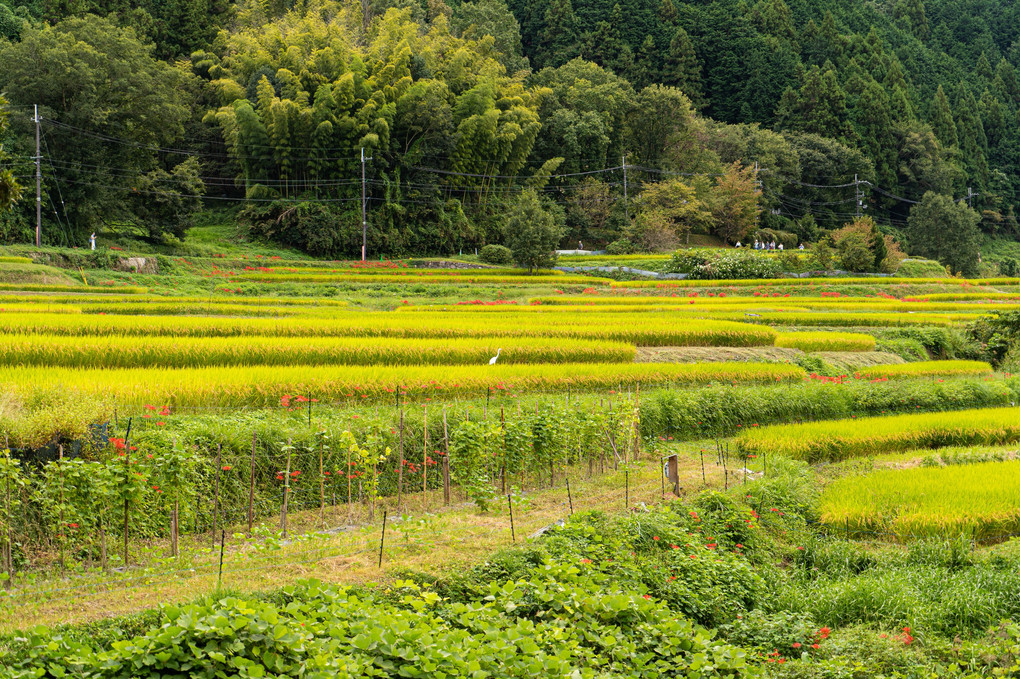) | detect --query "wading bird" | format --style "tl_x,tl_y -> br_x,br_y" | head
489,348 -> 502,365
